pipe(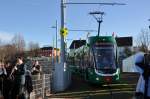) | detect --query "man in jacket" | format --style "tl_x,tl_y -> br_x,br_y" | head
11,56 -> 26,99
